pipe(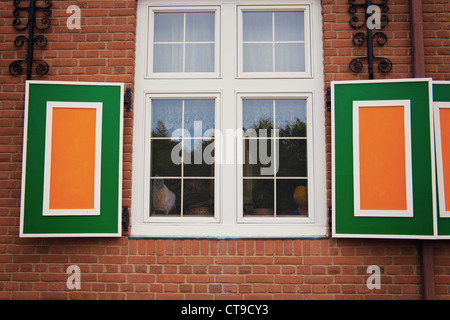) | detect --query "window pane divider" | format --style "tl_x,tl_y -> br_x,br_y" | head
242,41 -> 305,44
243,177 -> 308,179
180,99 -> 185,215
243,137 -> 307,139
154,41 -> 215,44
